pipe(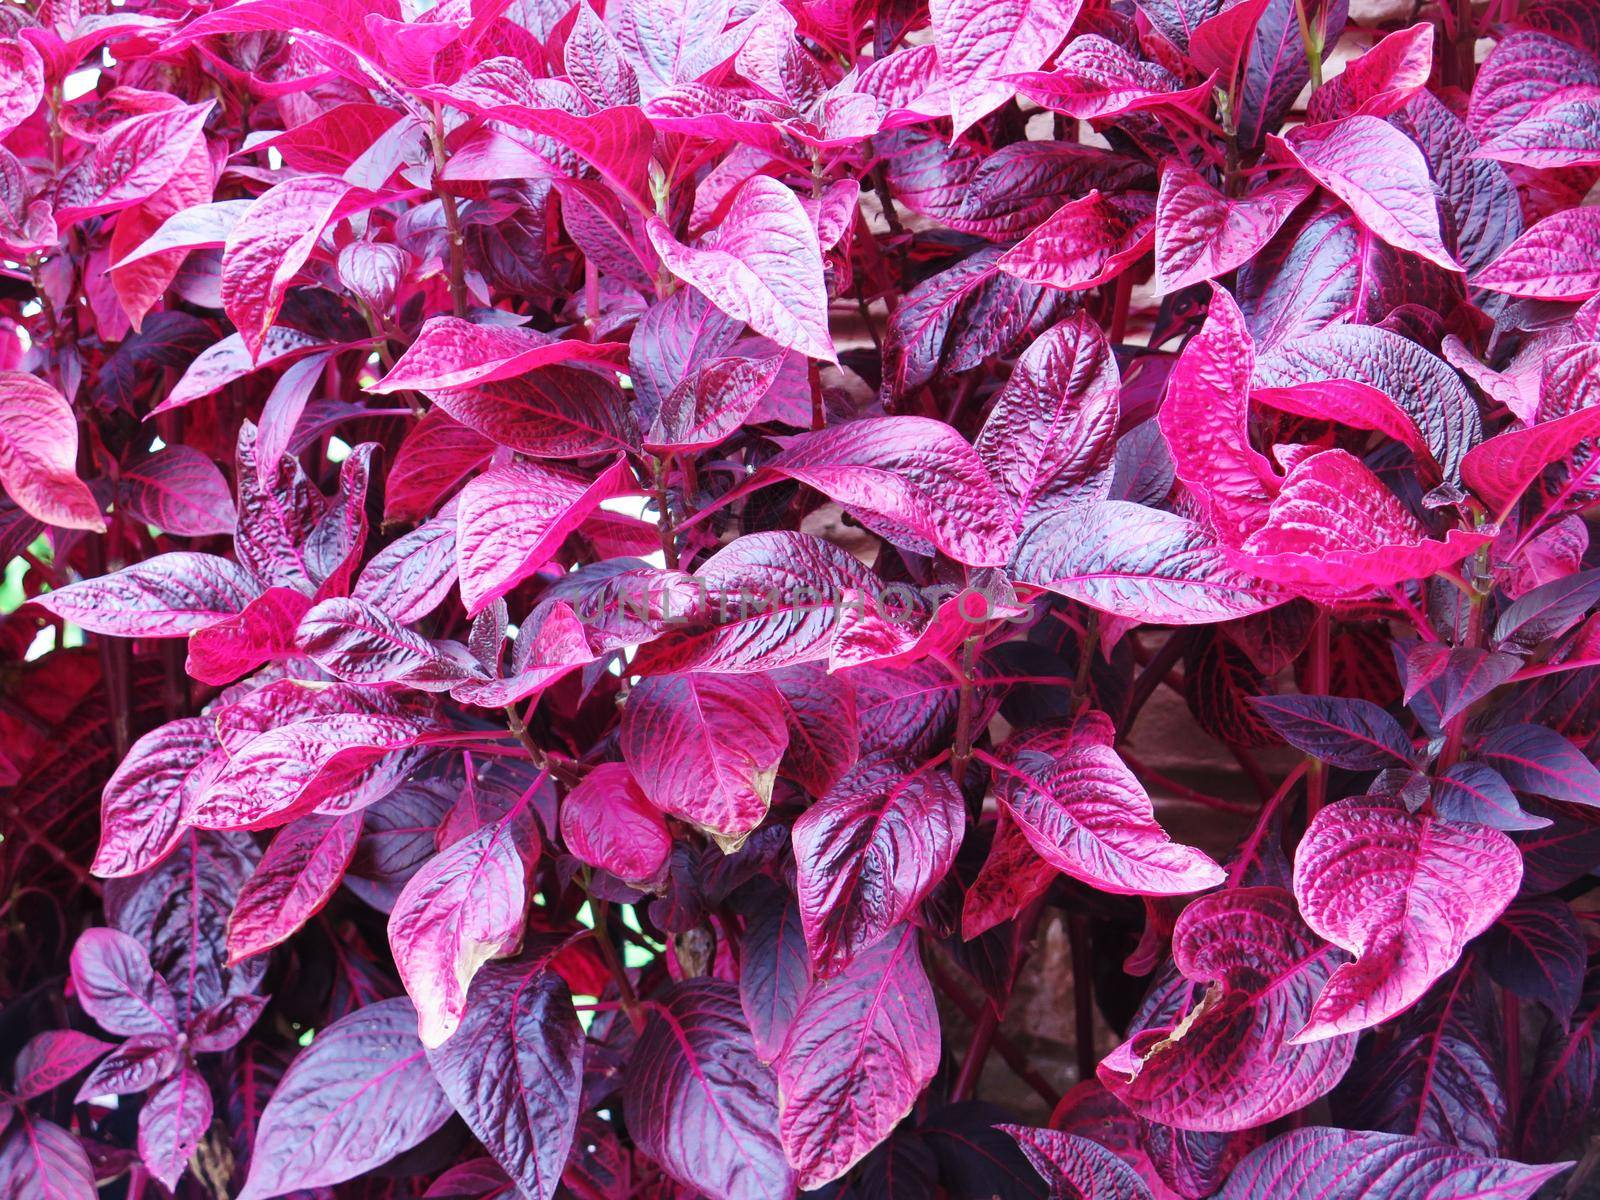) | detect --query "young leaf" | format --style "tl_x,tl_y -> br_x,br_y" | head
370,316 -> 628,393
93,717 -> 220,879
557,762 -> 671,884
995,190 -> 1157,292
138,1067 -> 212,1191
69,927 -> 178,1037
